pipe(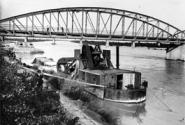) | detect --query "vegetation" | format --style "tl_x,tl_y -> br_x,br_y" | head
0,48 -> 78,125
64,87 -> 90,103
63,87 -> 115,125
0,45 -> 115,125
